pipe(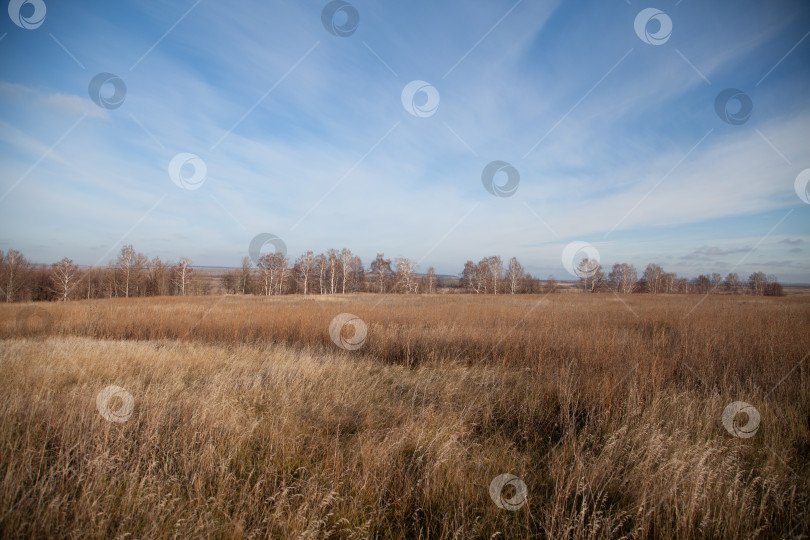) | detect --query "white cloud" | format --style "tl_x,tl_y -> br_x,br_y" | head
0,82 -> 108,120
